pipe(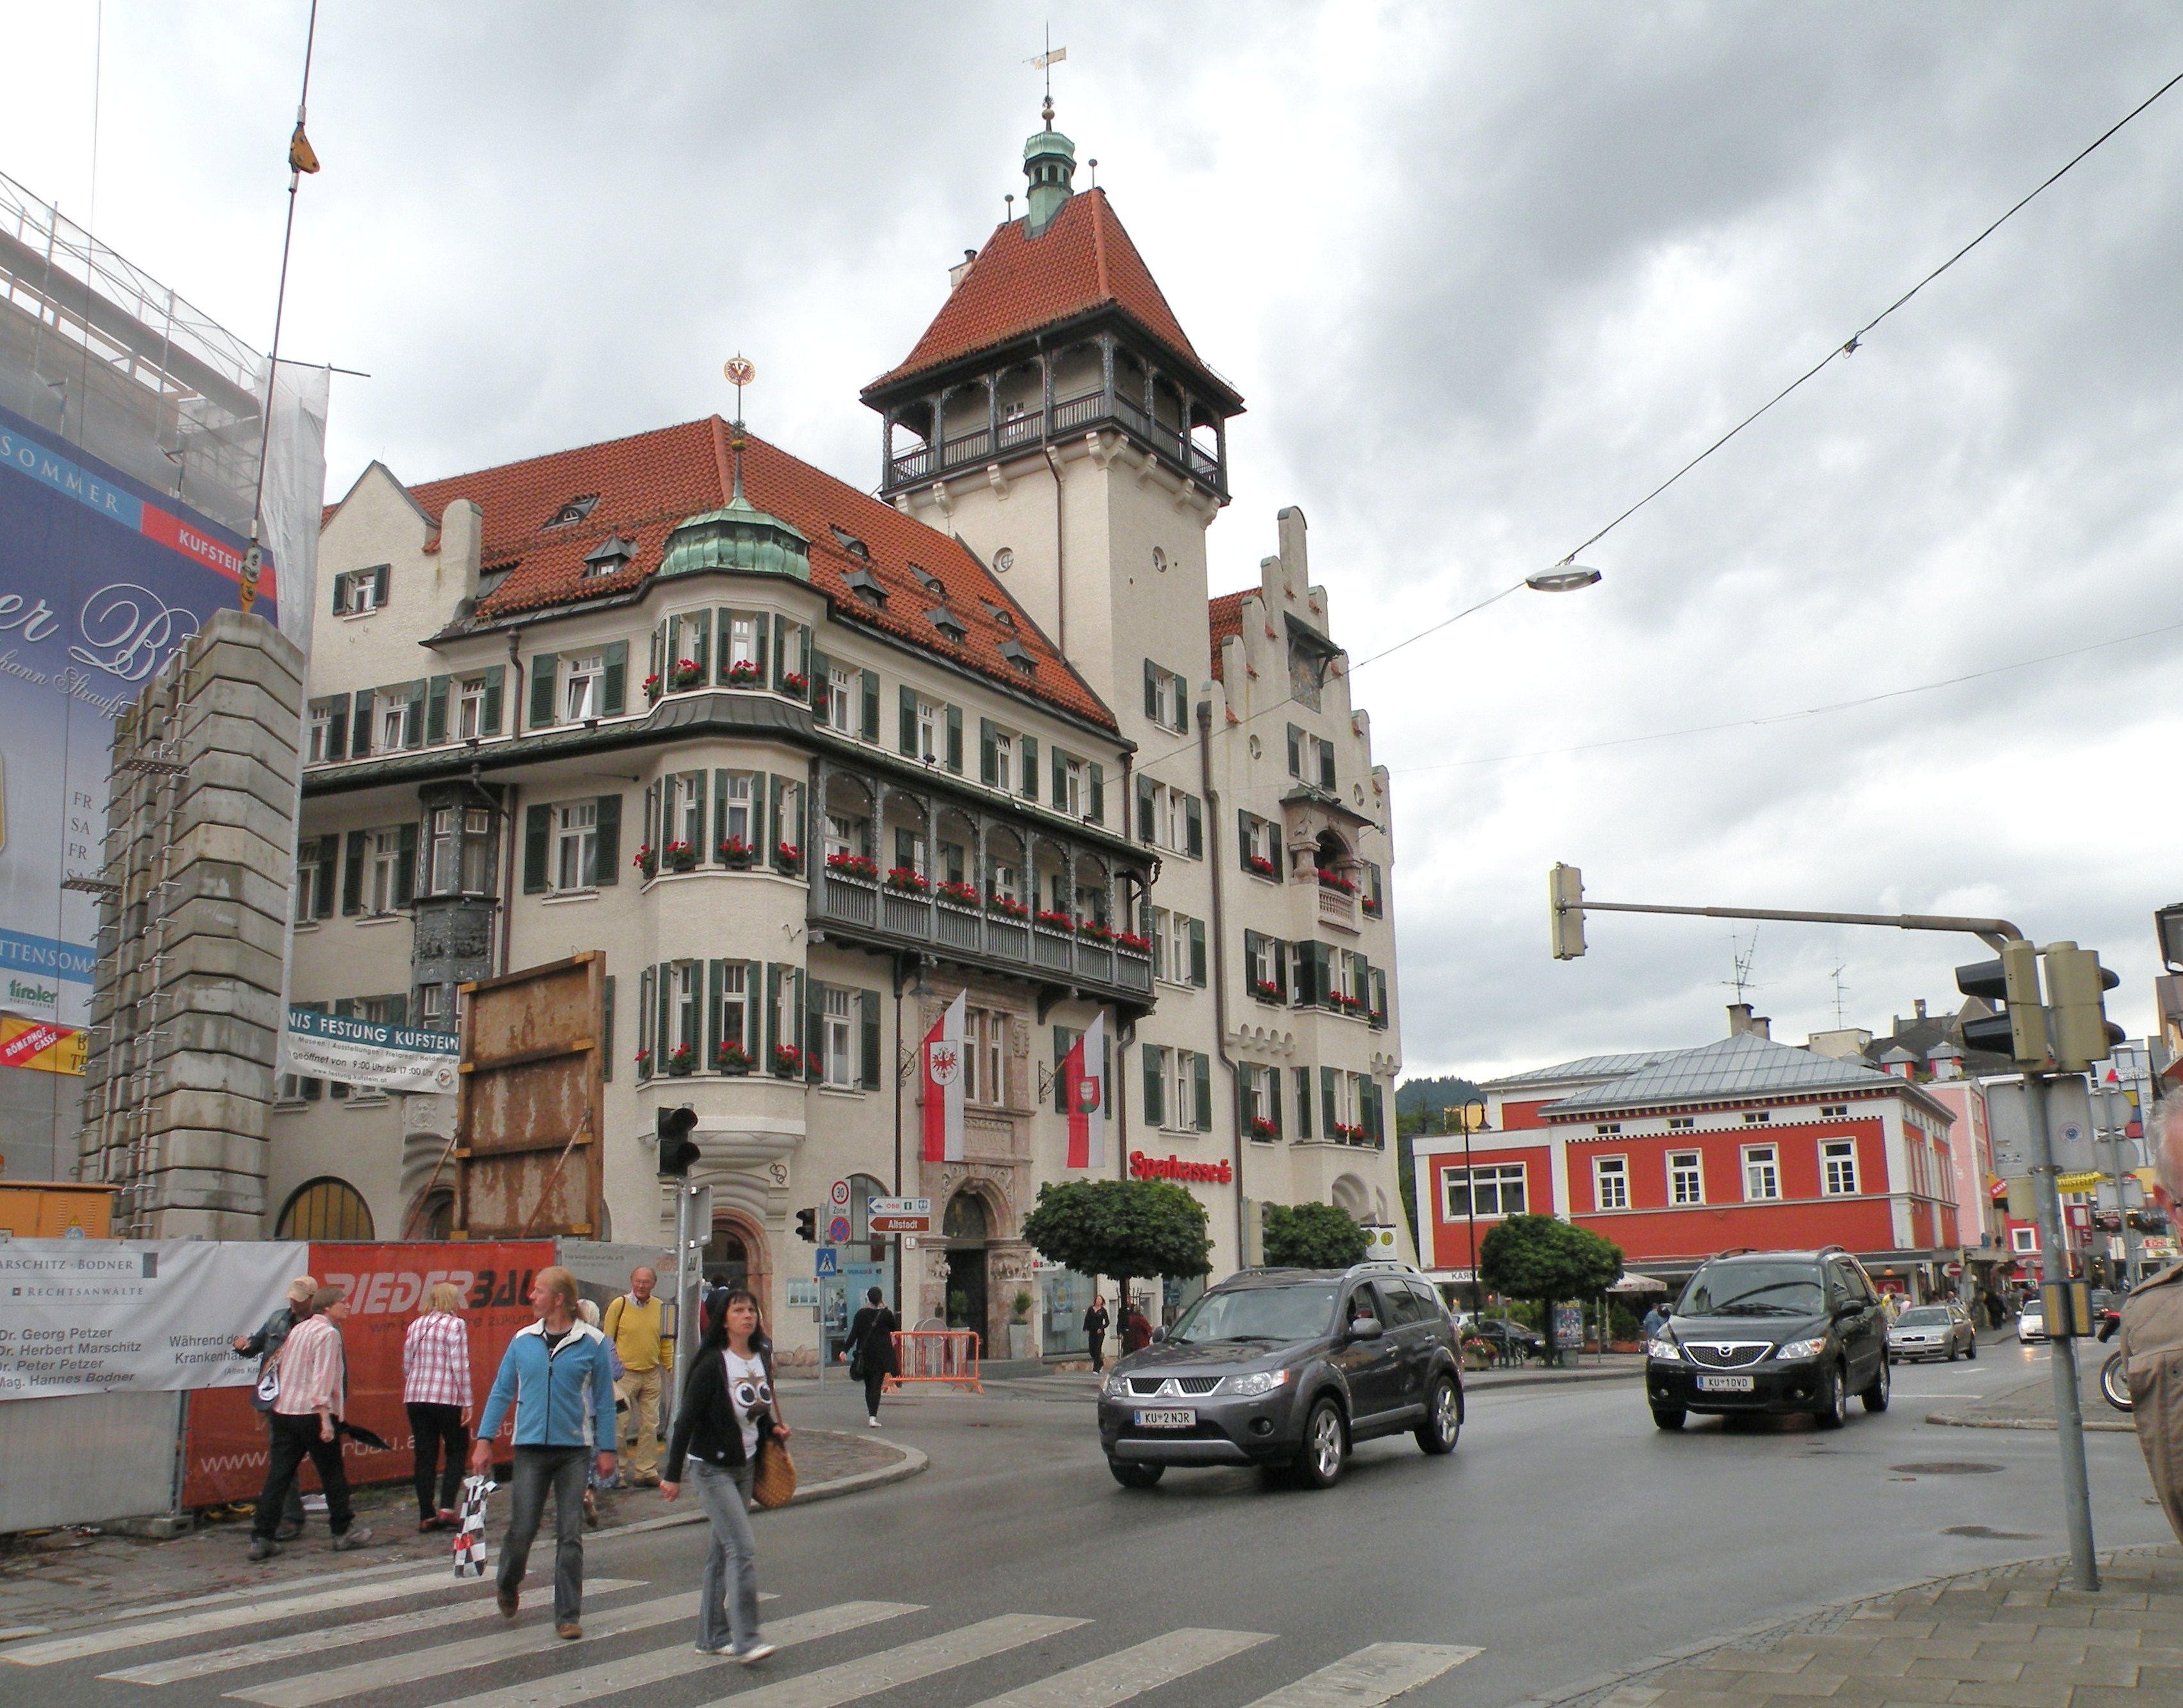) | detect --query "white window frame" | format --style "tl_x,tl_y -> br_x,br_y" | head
457,676 -> 487,740
1743,1143 -> 1781,1201
379,696 -> 410,752
821,985 -> 855,1089
824,812 -> 862,863
1169,1050 -> 1195,1132
720,773 -> 755,848
992,732 -> 1015,794
293,837 -> 328,923
460,808 -> 493,893
367,828 -> 403,914
555,800 -> 599,892
1443,1163 -> 1526,1220
419,982 -> 446,1026
1157,910 -> 1194,989
1821,1139 -> 1859,1196
1669,1150 -> 1705,1206
673,962 -> 701,1055
718,963 -> 749,1055
1819,1102 -> 1848,1118
676,773 -> 705,850
673,612 -> 708,673
1593,1155 -> 1628,1210
1061,757 -> 1085,818
341,567 -> 382,614
826,667 -> 853,730
564,652 -> 605,722
308,703 -> 334,763
1668,1115 -> 1696,1130
429,807 -> 460,894
2011,1225 -> 2038,1253
988,860 -> 1018,905
726,614 -> 762,670
1250,934 -> 1279,989
916,698 -> 941,762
